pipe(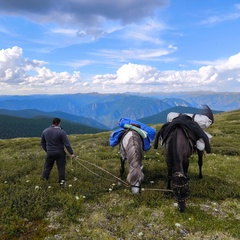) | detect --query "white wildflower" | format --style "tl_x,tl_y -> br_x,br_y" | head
175,223 -> 181,227
138,232 -> 144,236
109,188 -> 112,192
4,181 -> 7,184
75,196 -> 80,200
150,181 -> 154,184
26,180 -> 30,183
48,186 -> 51,189
68,184 -> 72,187
35,186 -> 40,189
82,195 -> 86,199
